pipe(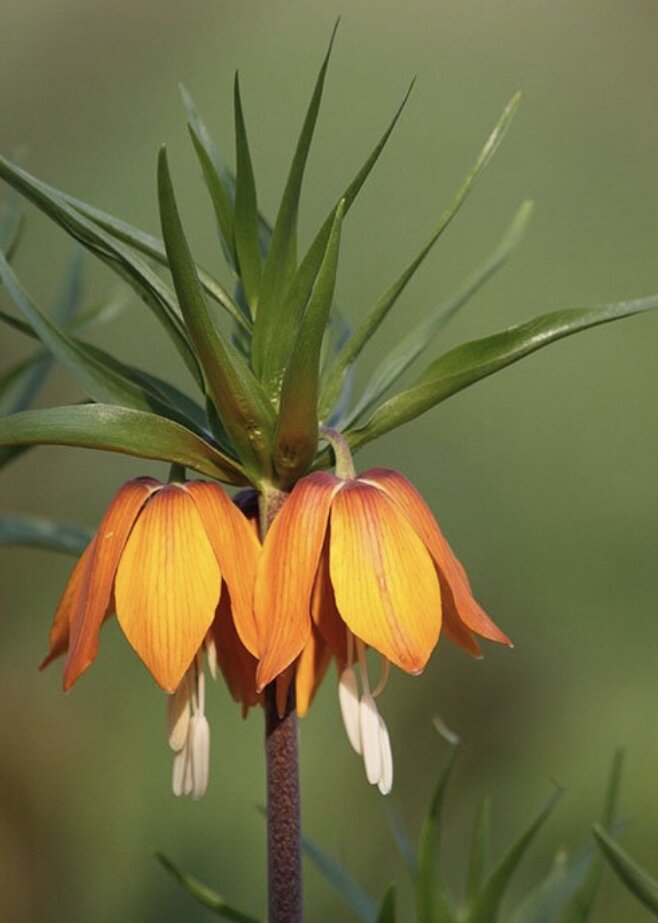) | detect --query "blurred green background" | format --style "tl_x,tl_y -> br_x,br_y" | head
1,1 -> 657,921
